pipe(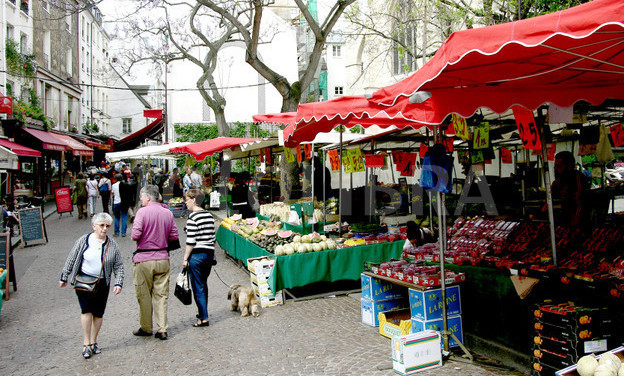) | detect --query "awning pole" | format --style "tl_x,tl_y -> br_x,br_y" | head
323,149 -> 326,234
339,129 -> 343,237
538,118 -> 558,266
